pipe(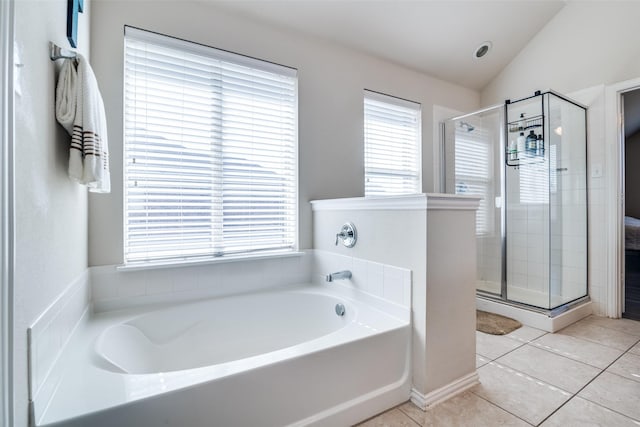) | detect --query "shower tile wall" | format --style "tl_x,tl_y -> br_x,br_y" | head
506,166 -> 550,307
